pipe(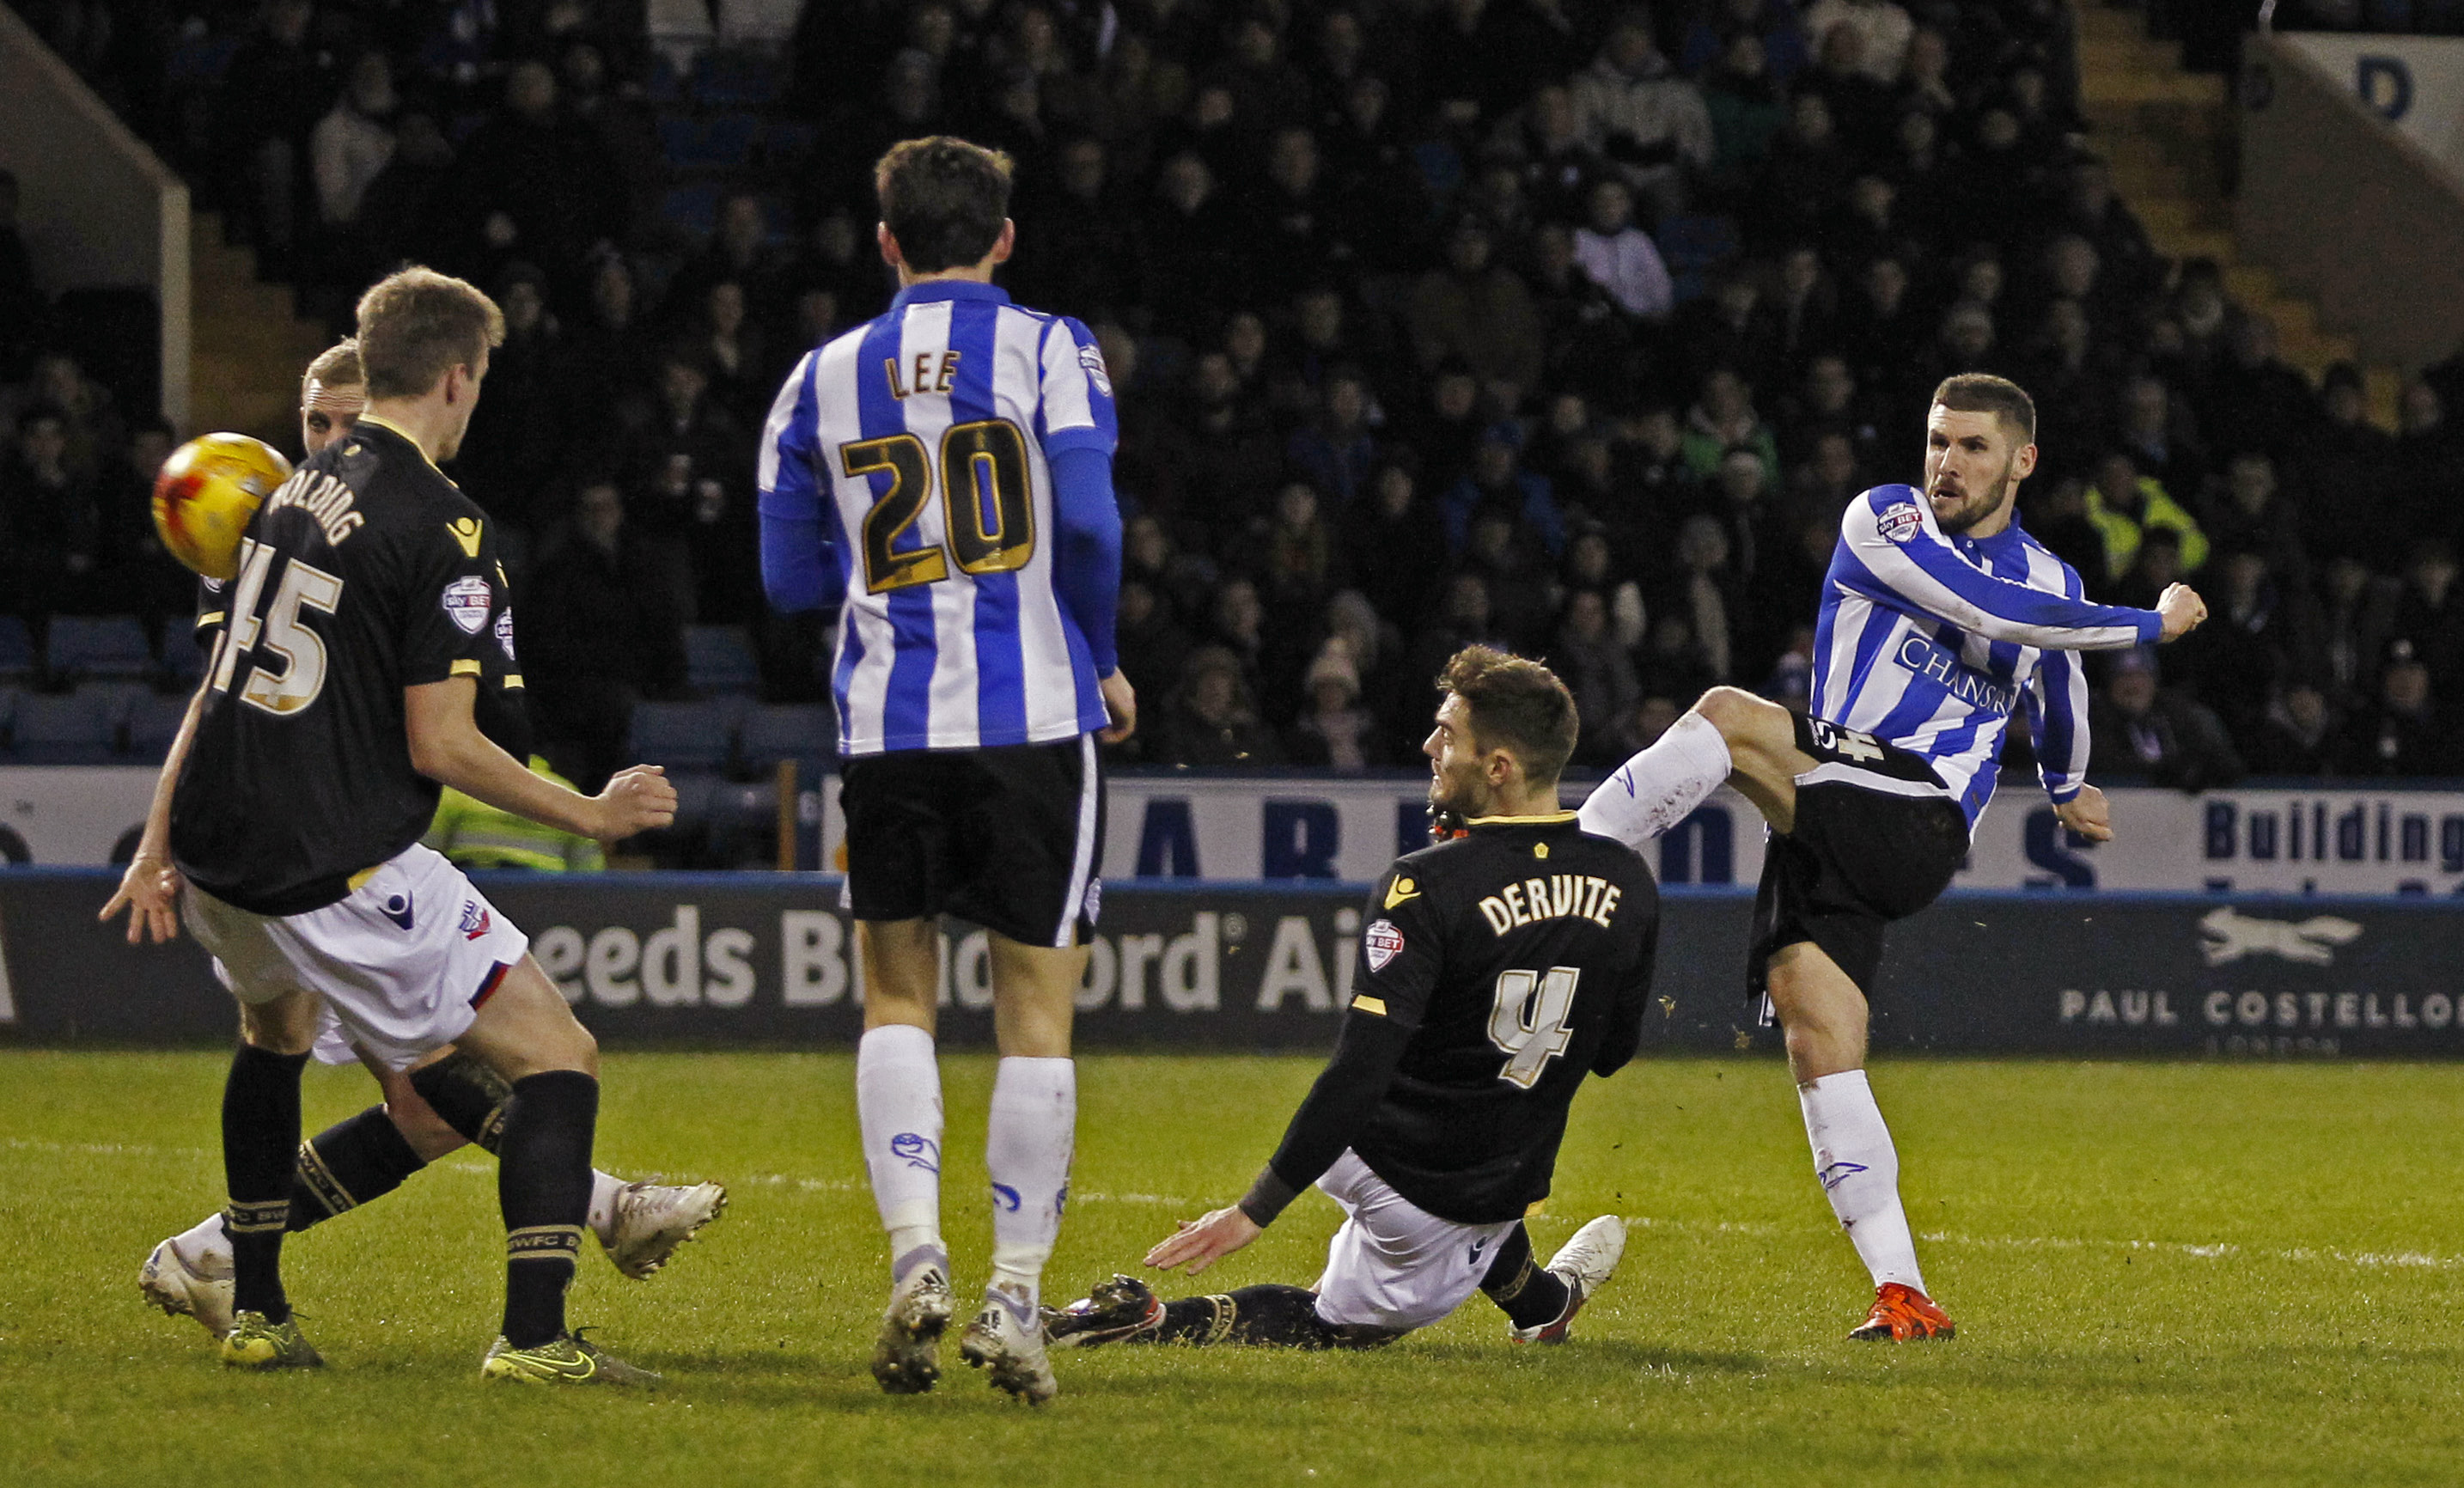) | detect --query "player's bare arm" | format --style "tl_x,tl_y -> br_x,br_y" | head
404,677 -> 676,842
1144,1206 -> 1262,1276
99,680 -> 210,944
